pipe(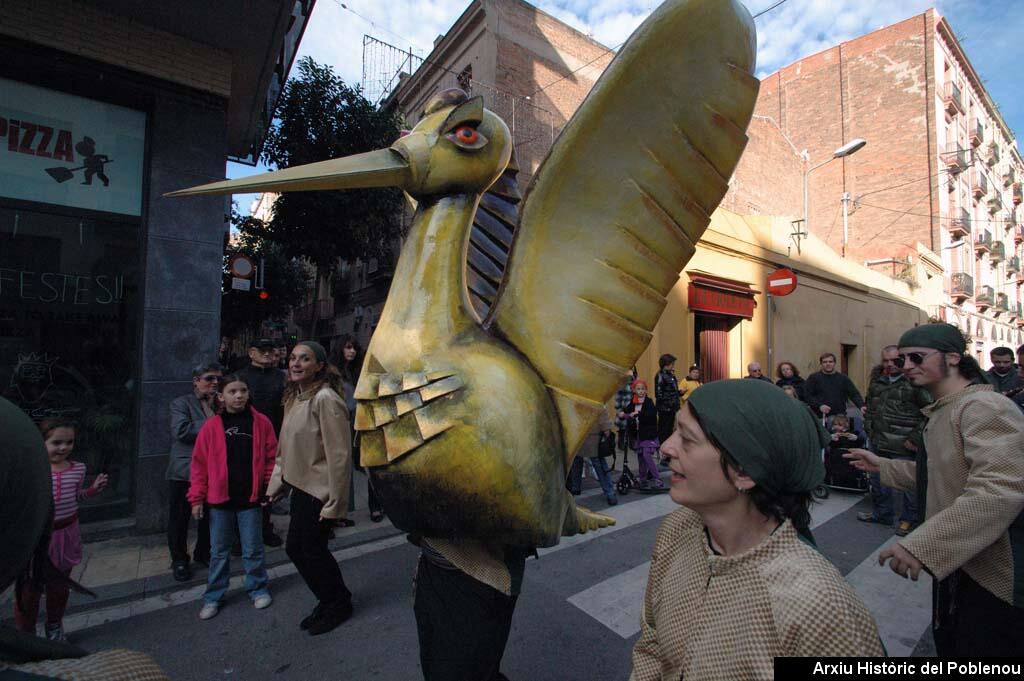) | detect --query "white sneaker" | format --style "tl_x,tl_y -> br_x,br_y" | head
199,602 -> 220,620
253,593 -> 273,610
